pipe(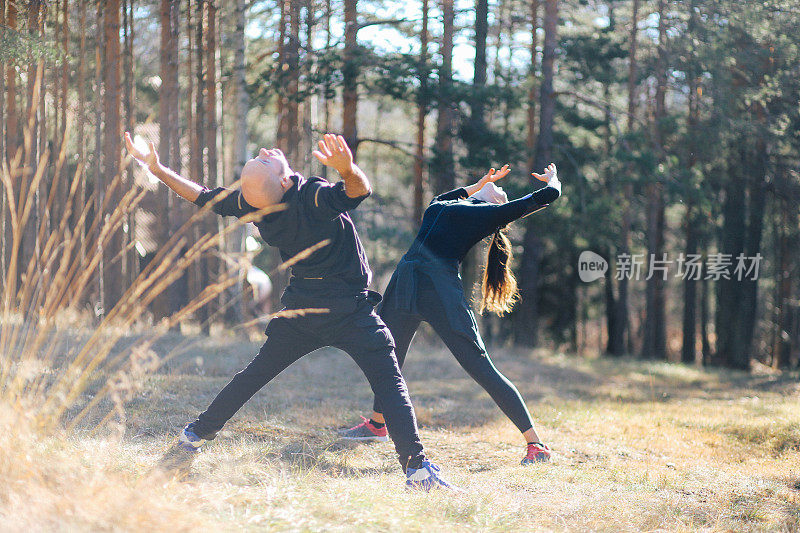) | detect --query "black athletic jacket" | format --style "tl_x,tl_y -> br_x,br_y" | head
381,183 -> 561,346
194,174 -> 373,309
